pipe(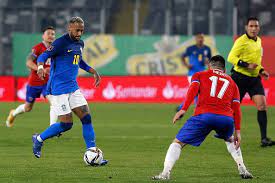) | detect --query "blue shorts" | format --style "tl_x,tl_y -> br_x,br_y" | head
176,113 -> 234,147
26,84 -> 47,103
